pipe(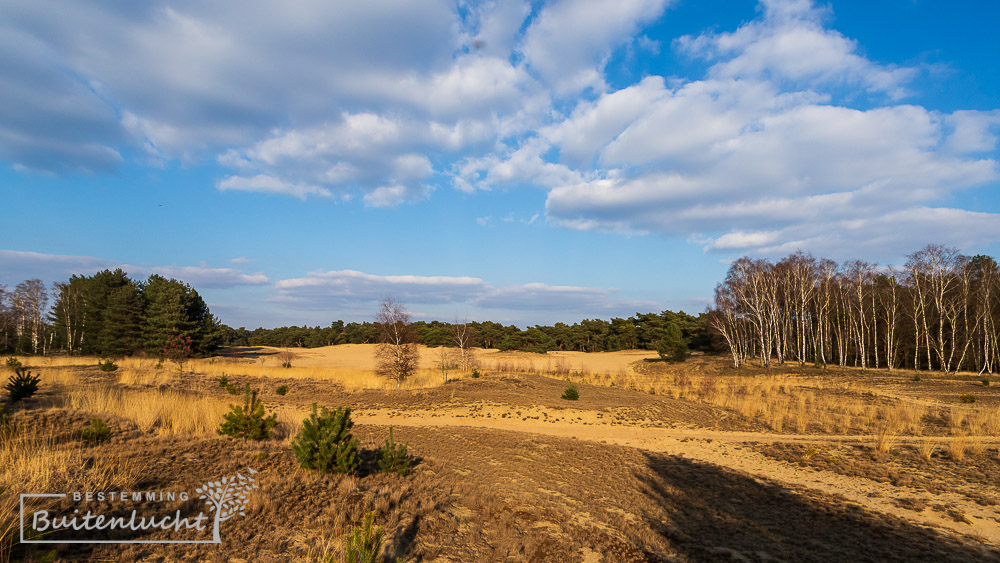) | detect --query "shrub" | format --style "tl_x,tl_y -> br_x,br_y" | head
81,418 -> 111,444
292,403 -> 359,474
912,374 -> 921,382
5,368 -> 40,403
561,384 -> 579,401
277,350 -> 294,369
276,385 -> 289,396
98,359 -> 119,372
470,370 -> 481,379
5,357 -> 21,371
218,384 -> 278,440
982,378 -> 990,387
377,427 -> 409,476
163,333 -> 194,372
218,374 -> 229,387
340,511 -> 385,563
959,394 -> 977,404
